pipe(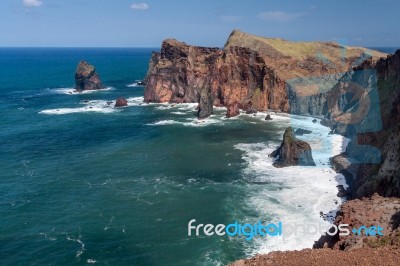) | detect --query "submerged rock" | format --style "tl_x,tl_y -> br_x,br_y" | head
265,114 -> 272,120
294,128 -> 312,136
115,97 -> 128,107
269,127 -> 316,167
74,61 -> 103,91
